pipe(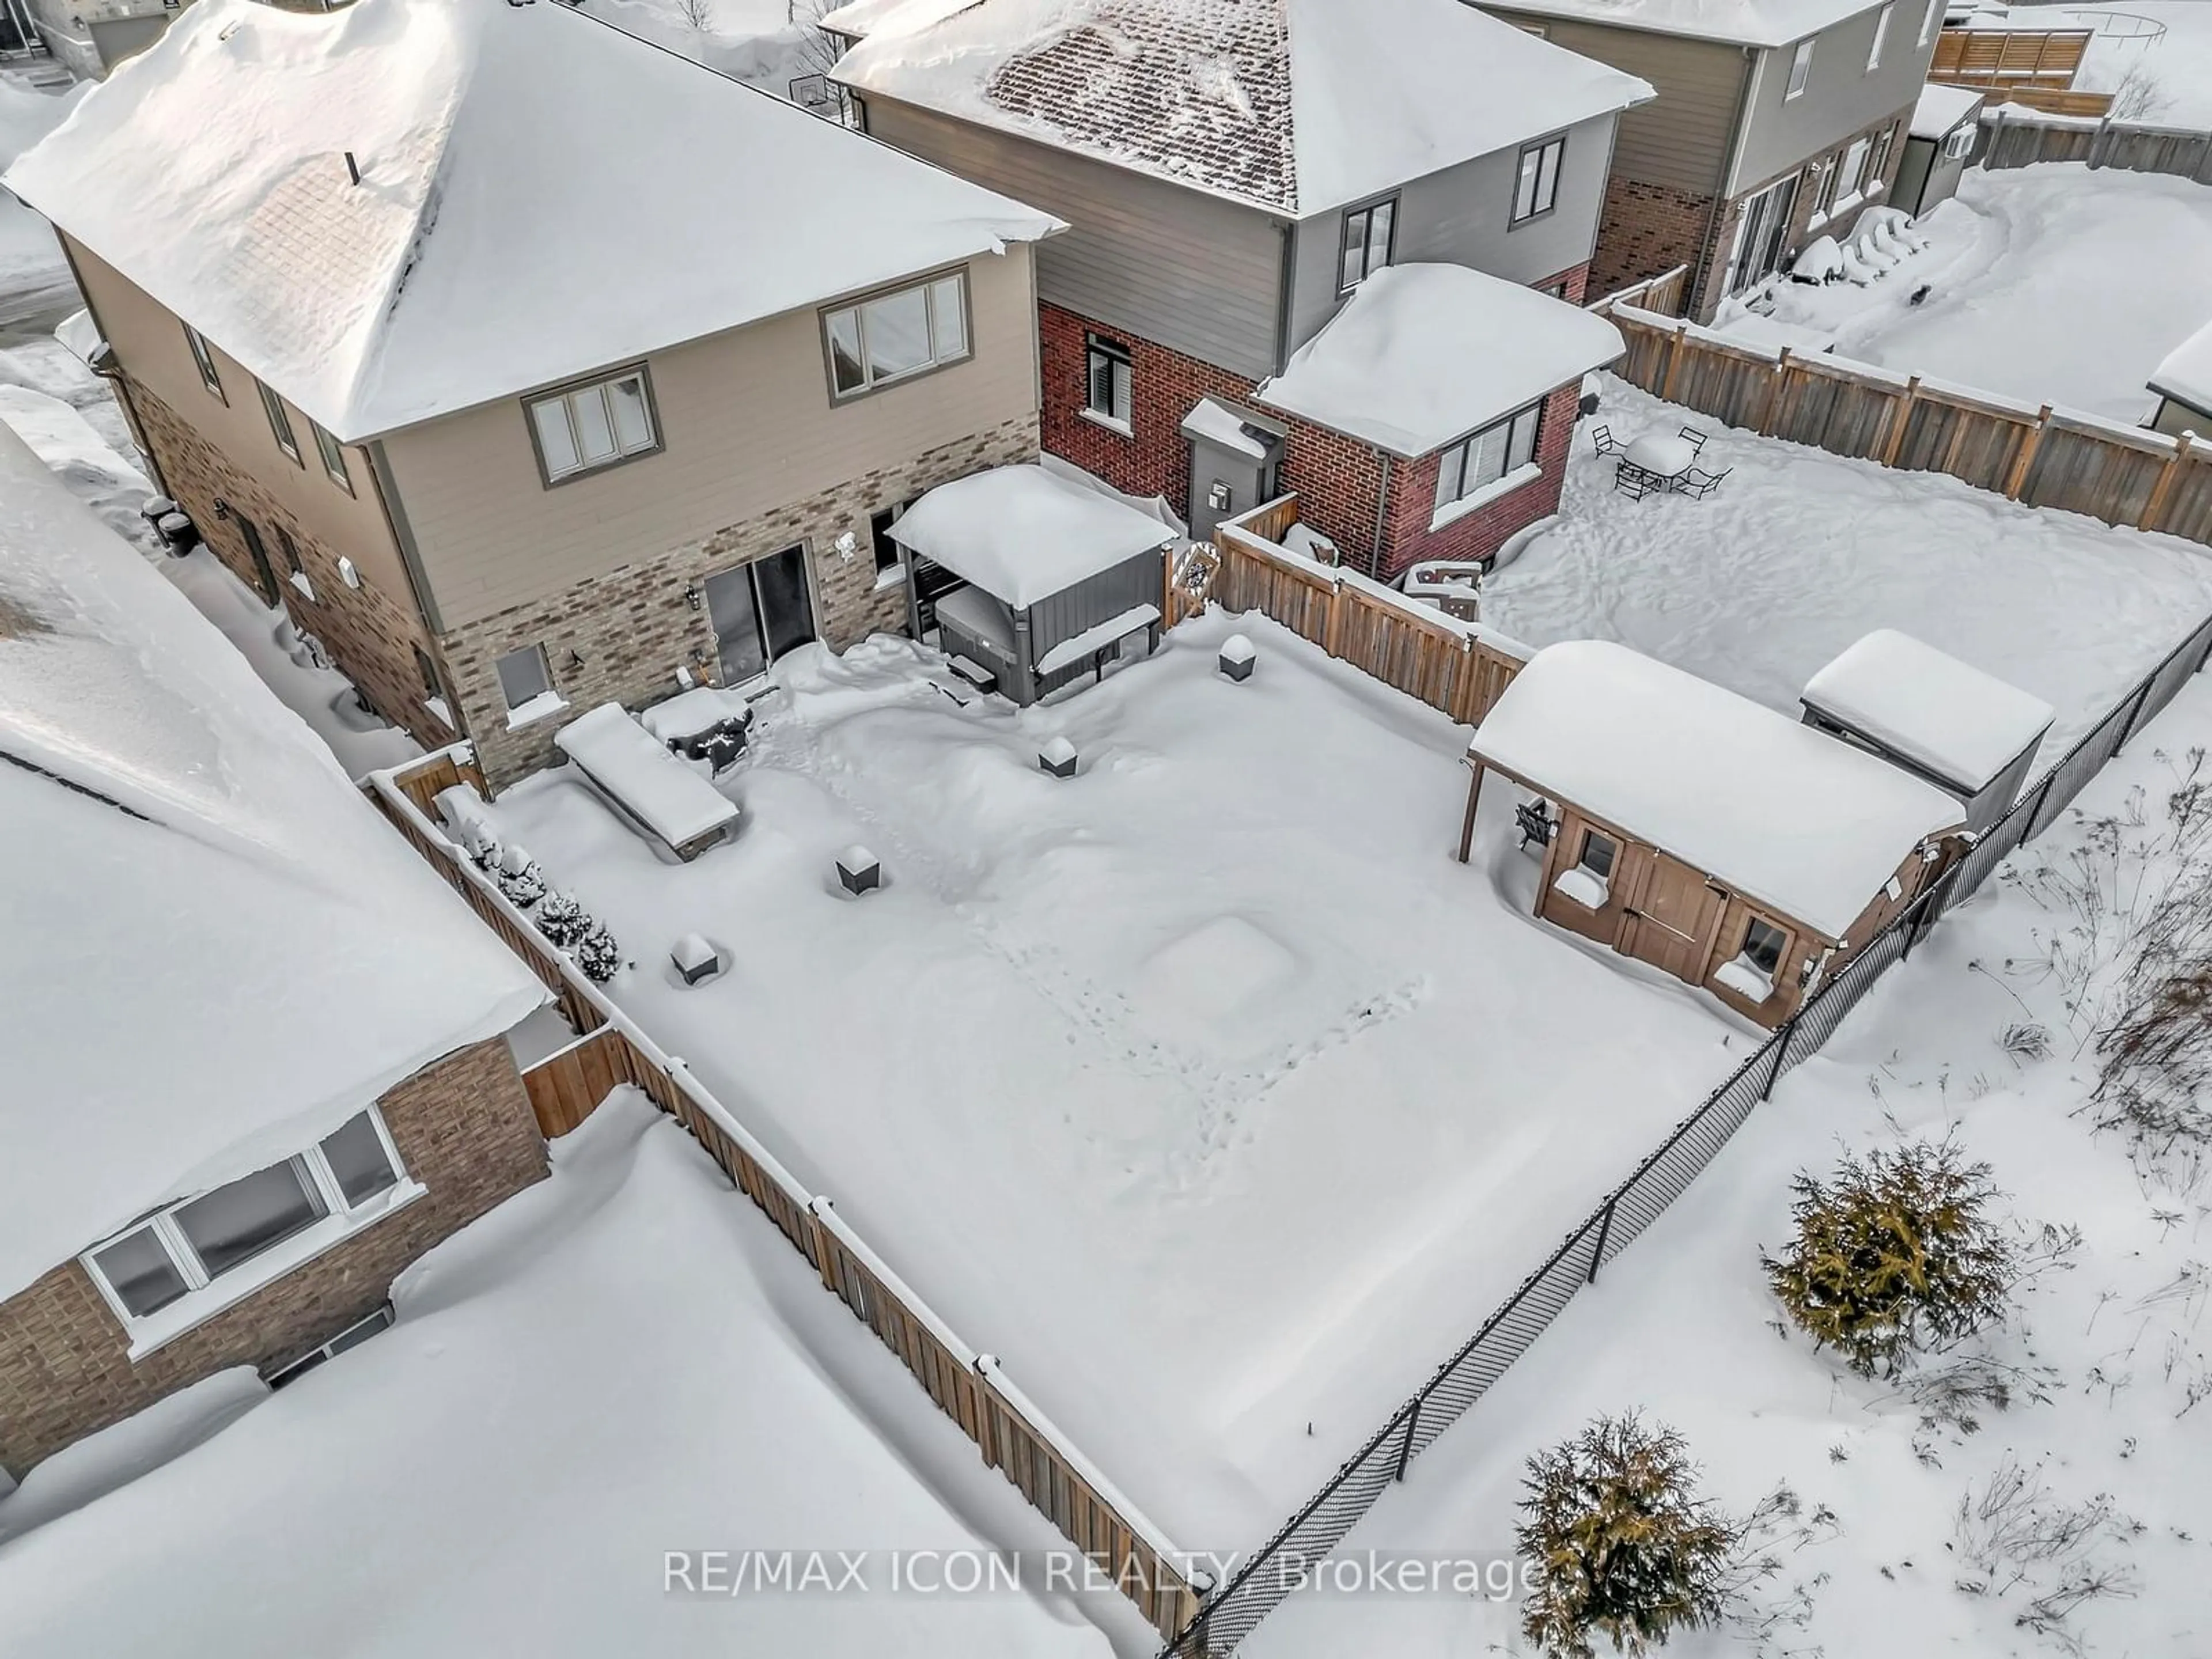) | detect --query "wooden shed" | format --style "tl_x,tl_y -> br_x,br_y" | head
889,463 -> 1174,704
1800,630 -> 2053,835
1459,642 -> 1969,1028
